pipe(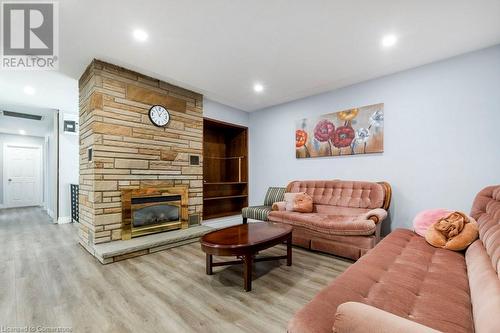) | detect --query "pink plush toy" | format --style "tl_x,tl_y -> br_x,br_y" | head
413,208 -> 452,237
